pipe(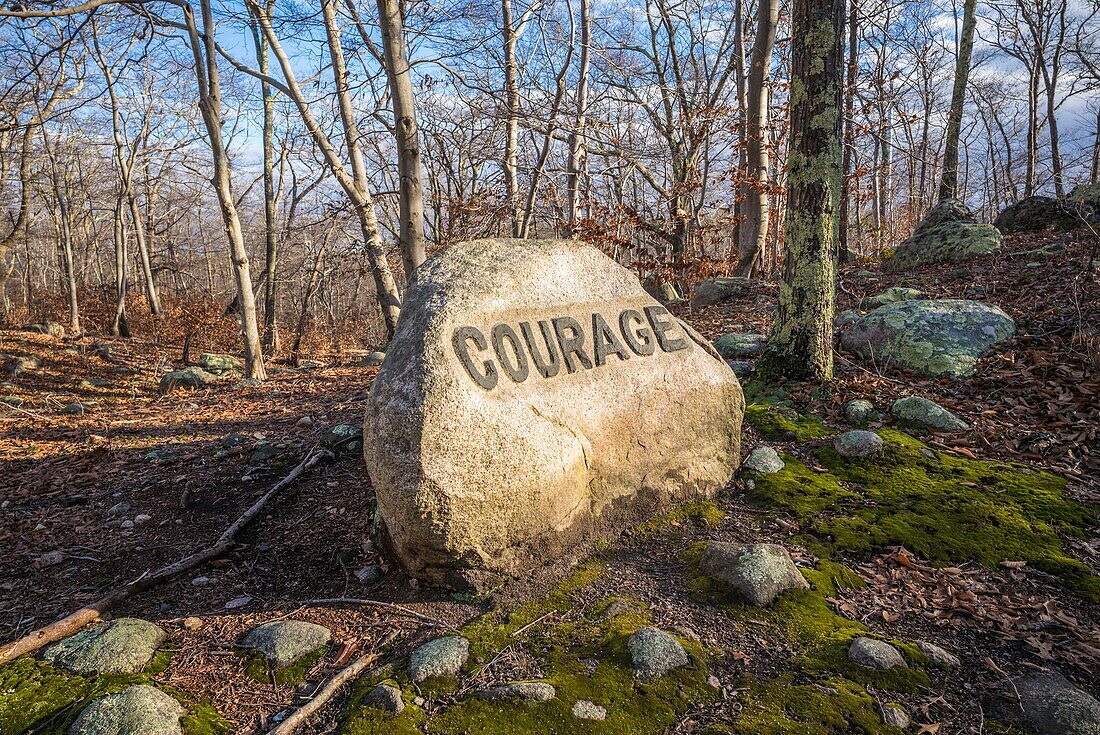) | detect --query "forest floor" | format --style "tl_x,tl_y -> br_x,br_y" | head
0,226 -> 1098,735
